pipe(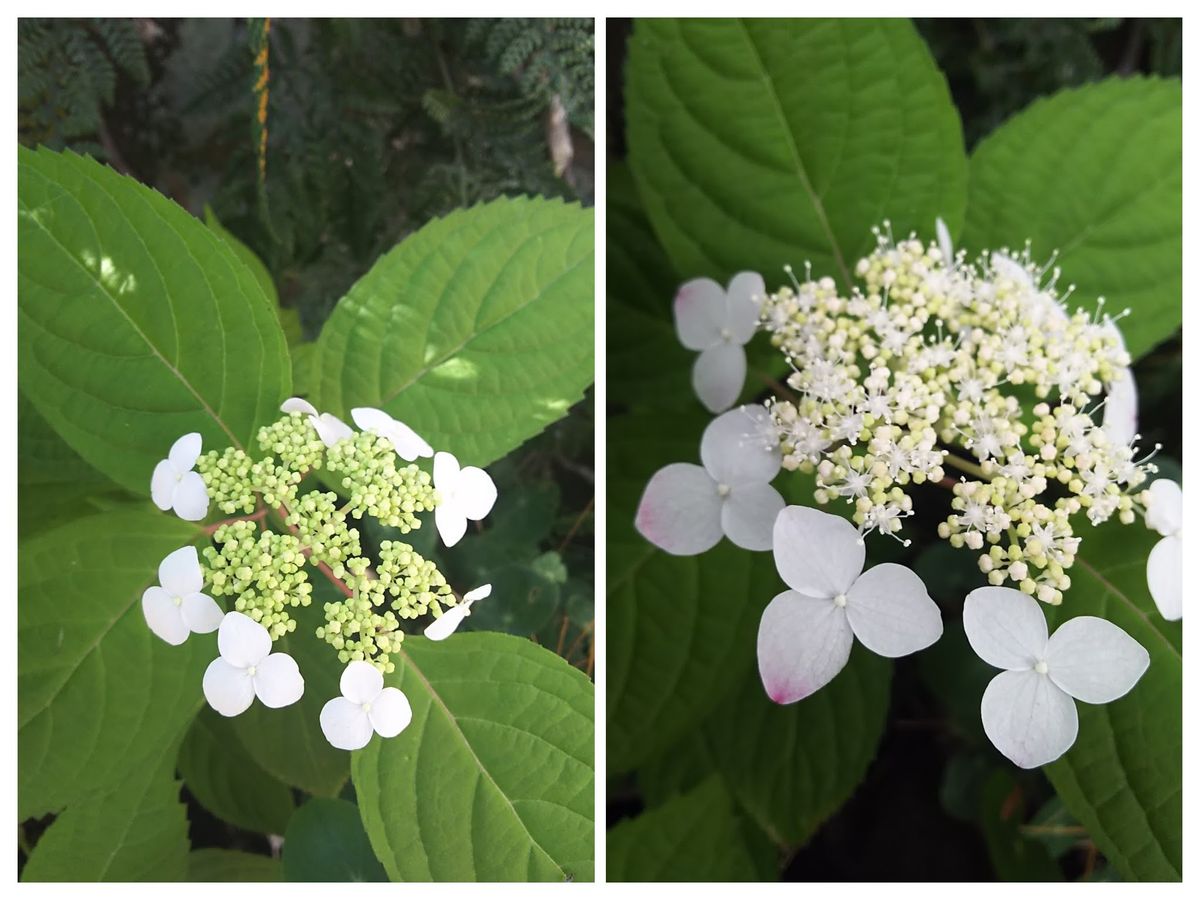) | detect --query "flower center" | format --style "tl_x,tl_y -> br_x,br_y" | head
362,701 -> 372,713
173,595 -> 183,607
716,483 -> 731,498
247,665 -> 257,677
720,327 -> 733,342
175,472 -> 183,483
833,593 -> 848,608
1034,660 -> 1049,675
